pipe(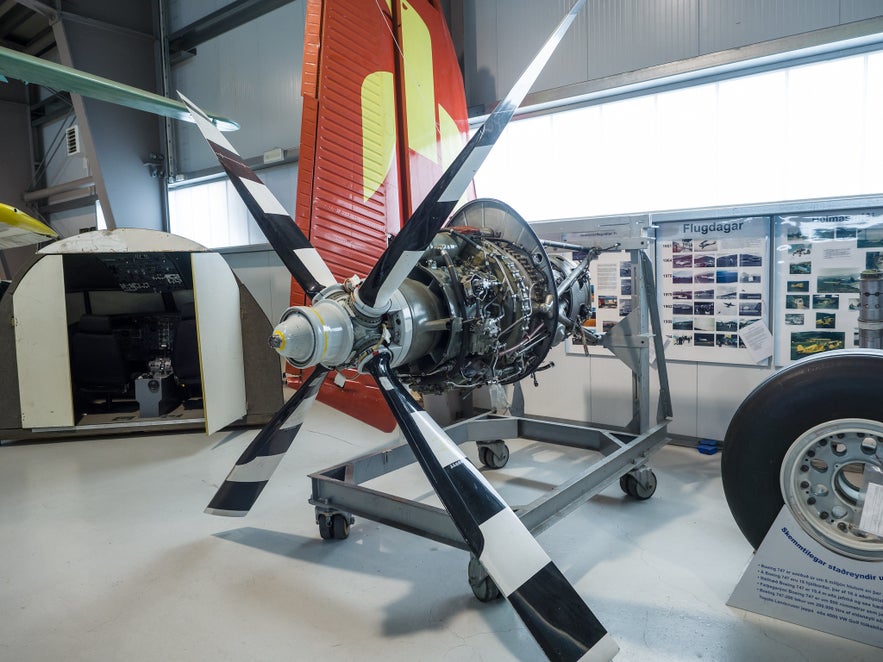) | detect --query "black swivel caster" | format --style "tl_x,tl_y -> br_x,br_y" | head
619,469 -> 657,500
317,511 -> 352,540
478,440 -> 510,469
